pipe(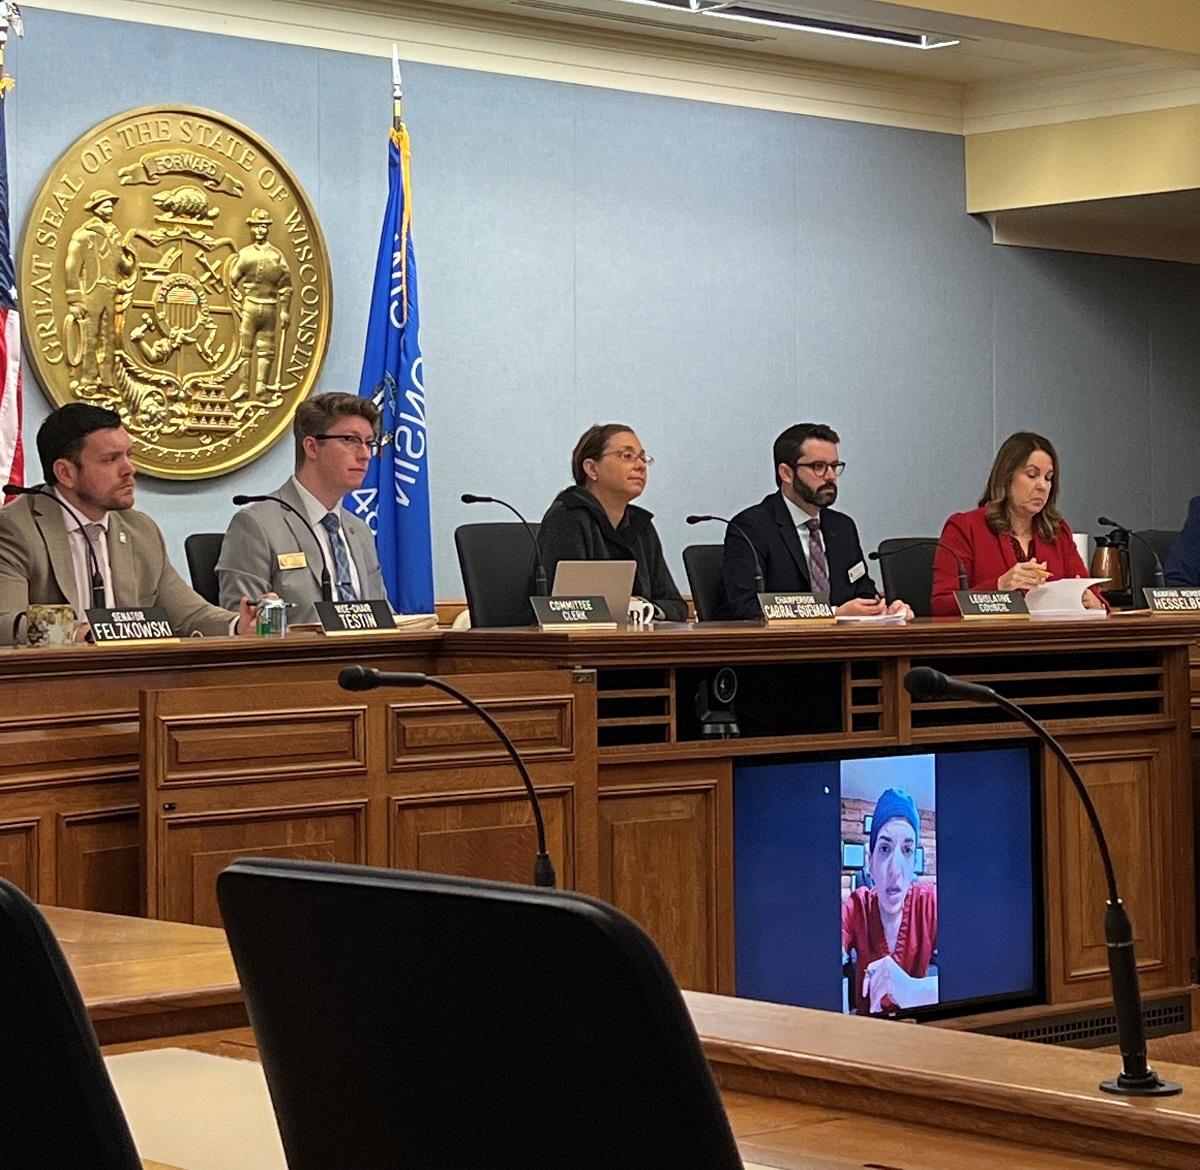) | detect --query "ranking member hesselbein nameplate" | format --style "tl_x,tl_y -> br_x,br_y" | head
757,592 -> 835,624
86,606 -> 180,643
954,591 -> 1030,619
1144,587 -> 1200,612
